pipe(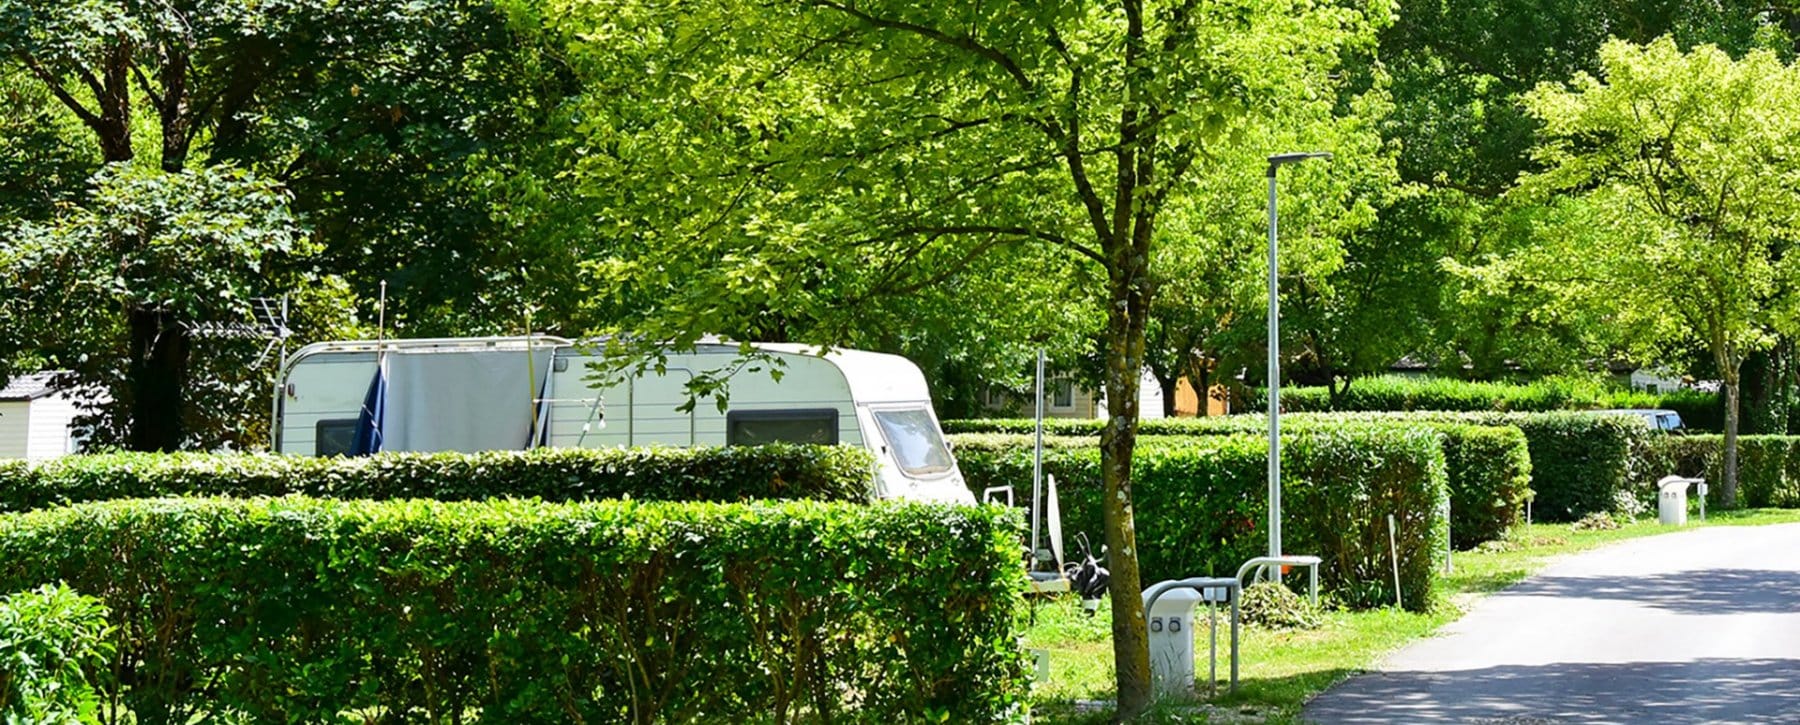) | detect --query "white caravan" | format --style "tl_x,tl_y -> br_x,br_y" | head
271,336 -> 974,504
